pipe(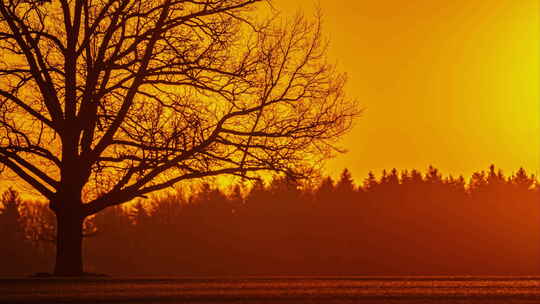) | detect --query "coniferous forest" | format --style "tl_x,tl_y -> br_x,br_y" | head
0,166 -> 538,276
